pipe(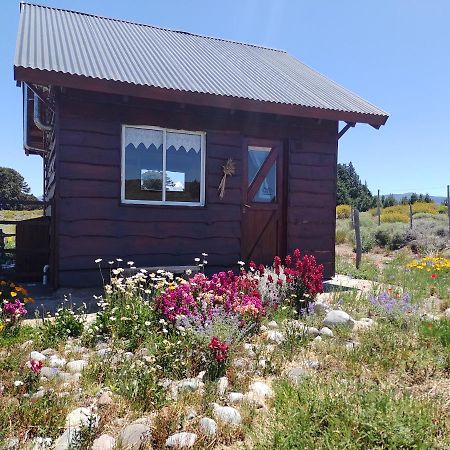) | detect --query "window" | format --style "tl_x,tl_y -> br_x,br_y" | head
248,146 -> 276,203
121,125 -> 206,206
